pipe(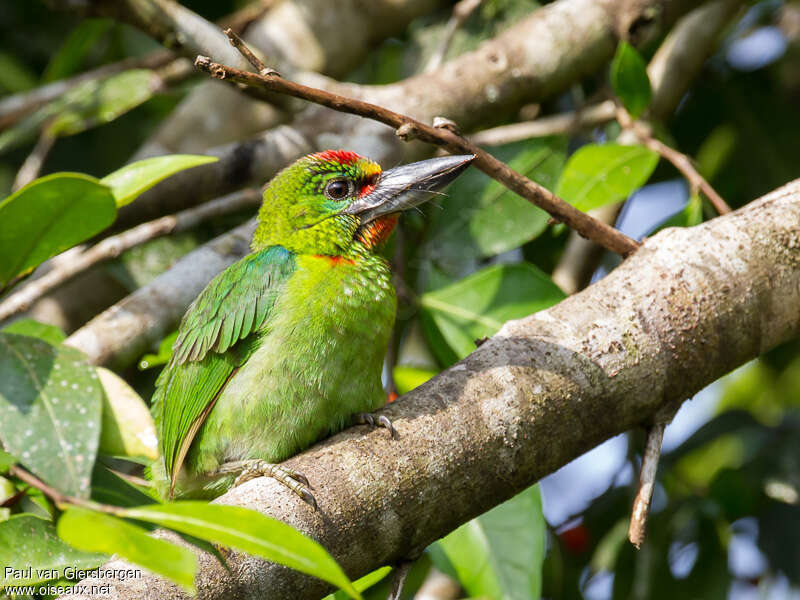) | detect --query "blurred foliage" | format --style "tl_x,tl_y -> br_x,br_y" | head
1,0 -> 799,599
